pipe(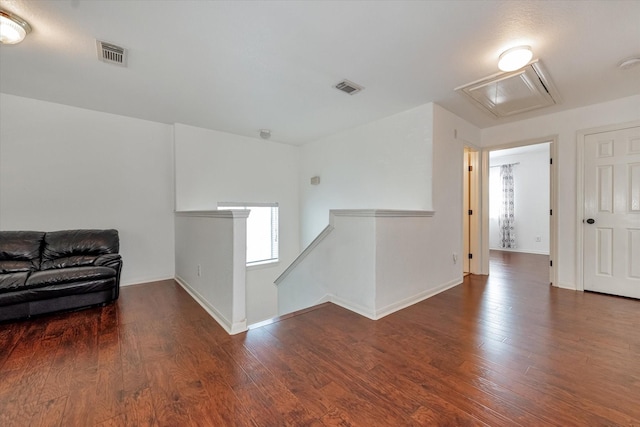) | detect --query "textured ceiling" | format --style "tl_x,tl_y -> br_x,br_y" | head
1,0 -> 639,144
